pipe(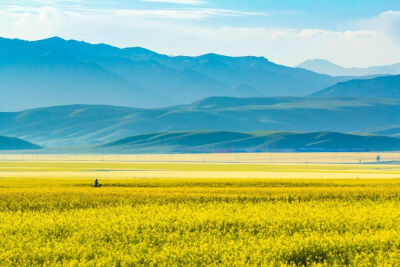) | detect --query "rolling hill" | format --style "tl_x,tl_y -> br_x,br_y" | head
99,131 -> 400,153
312,75 -> 400,98
0,37 -> 348,111
0,136 -> 41,150
298,59 -> 400,77
2,97 -> 400,147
